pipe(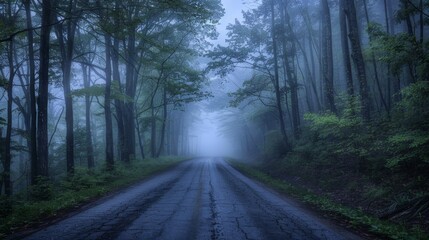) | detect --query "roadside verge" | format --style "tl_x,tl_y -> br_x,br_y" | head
229,160 -> 427,240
